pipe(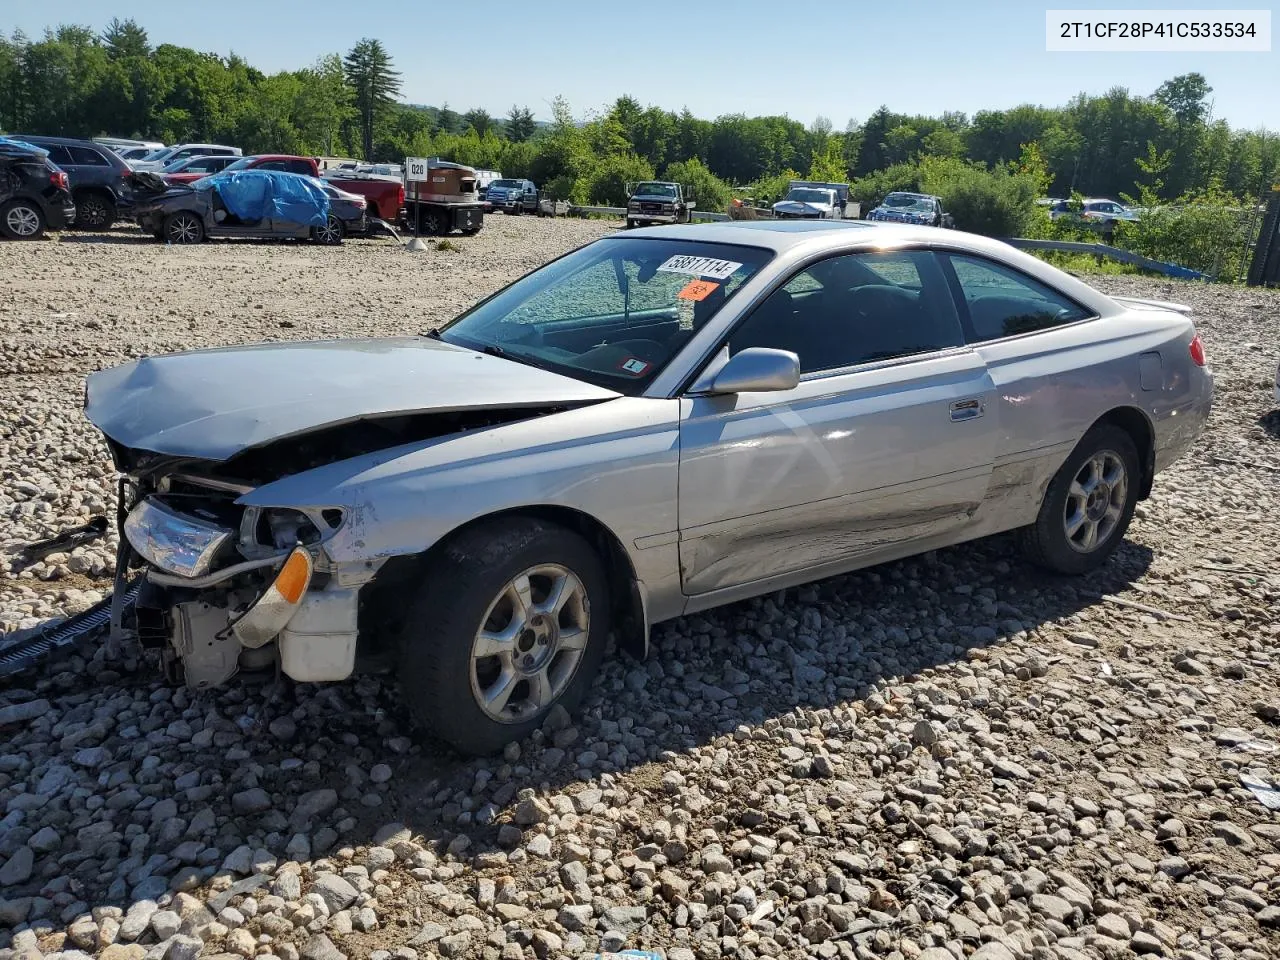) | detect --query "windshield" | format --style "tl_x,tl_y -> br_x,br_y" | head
786,188 -> 834,204
220,156 -> 256,172
883,193 -> 936,212
633,182 -> 676,198
490,179 -> 520,188
438,237 -> 773,394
